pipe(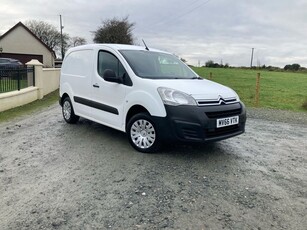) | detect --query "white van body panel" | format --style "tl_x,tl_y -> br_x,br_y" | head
61,48 -> 95,118
124,88 -> 166,115
90,74 -> 127,130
